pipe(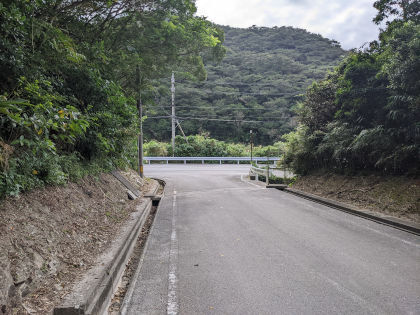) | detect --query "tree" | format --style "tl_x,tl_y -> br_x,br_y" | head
280,1 -> 419,174
373,0 -> 420,24
0,0 -> 226,197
